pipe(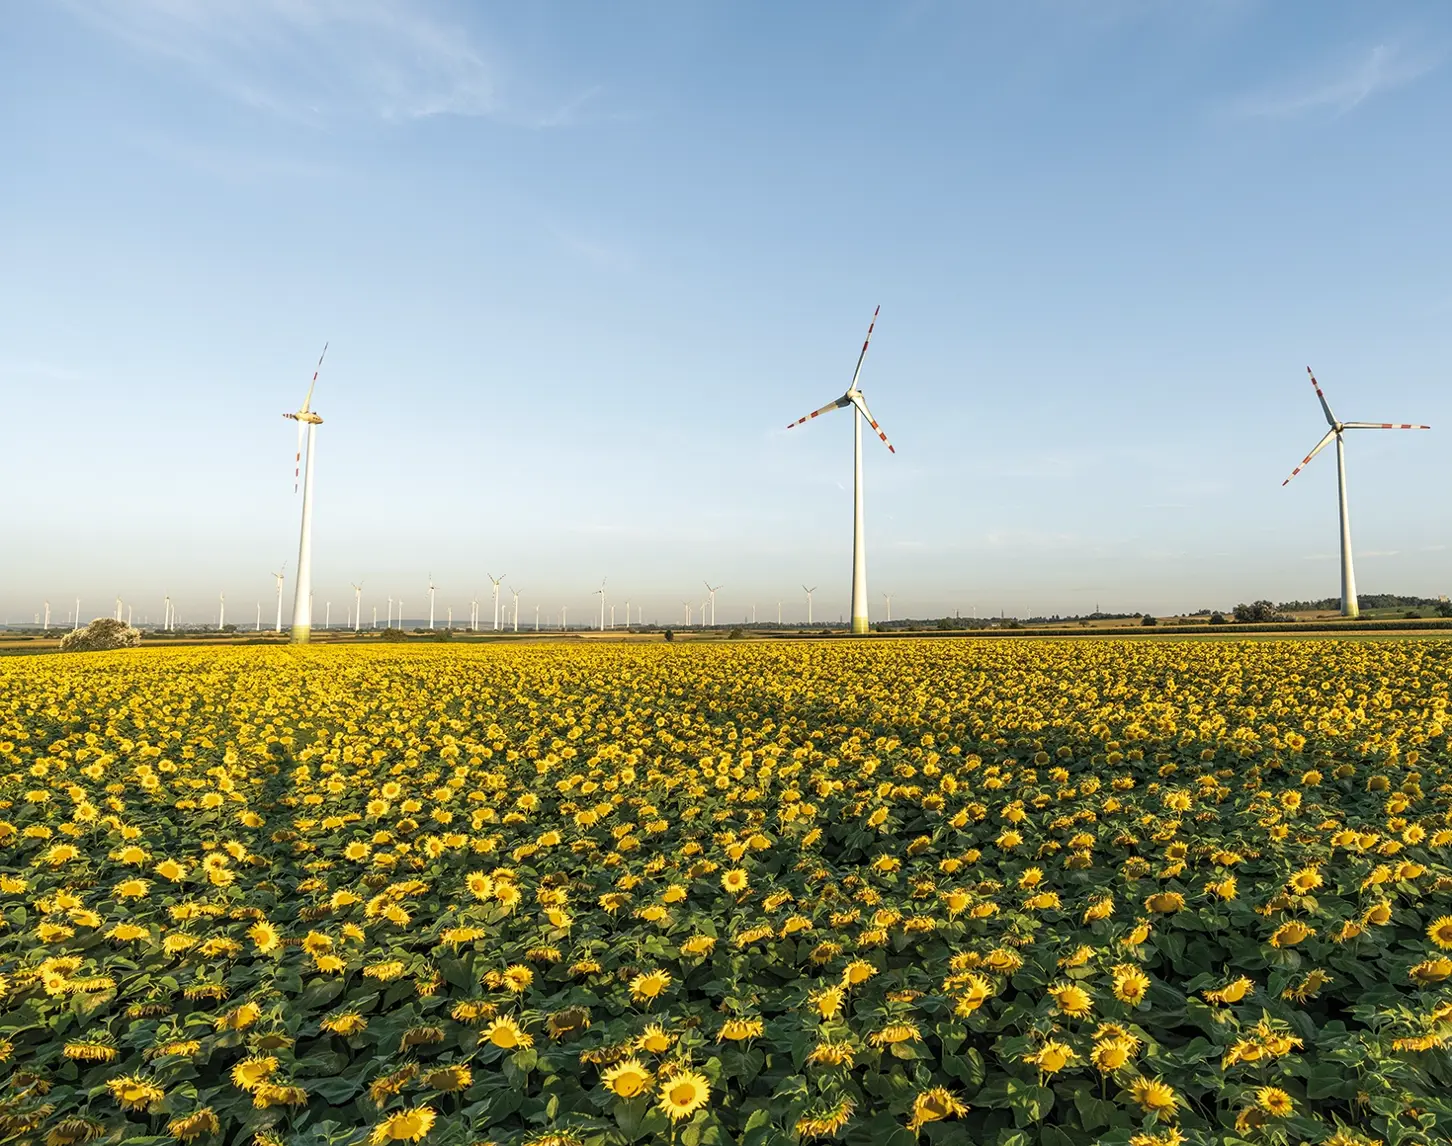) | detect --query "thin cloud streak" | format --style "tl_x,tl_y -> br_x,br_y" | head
63,0 -> 604,128
1228,41 -> 1442,119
